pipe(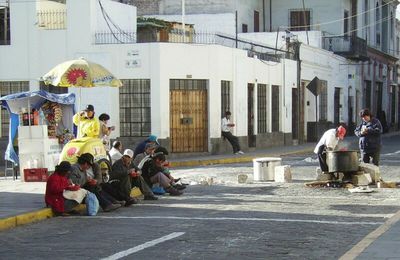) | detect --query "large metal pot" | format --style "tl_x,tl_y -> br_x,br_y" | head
326,150 -> 359,173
